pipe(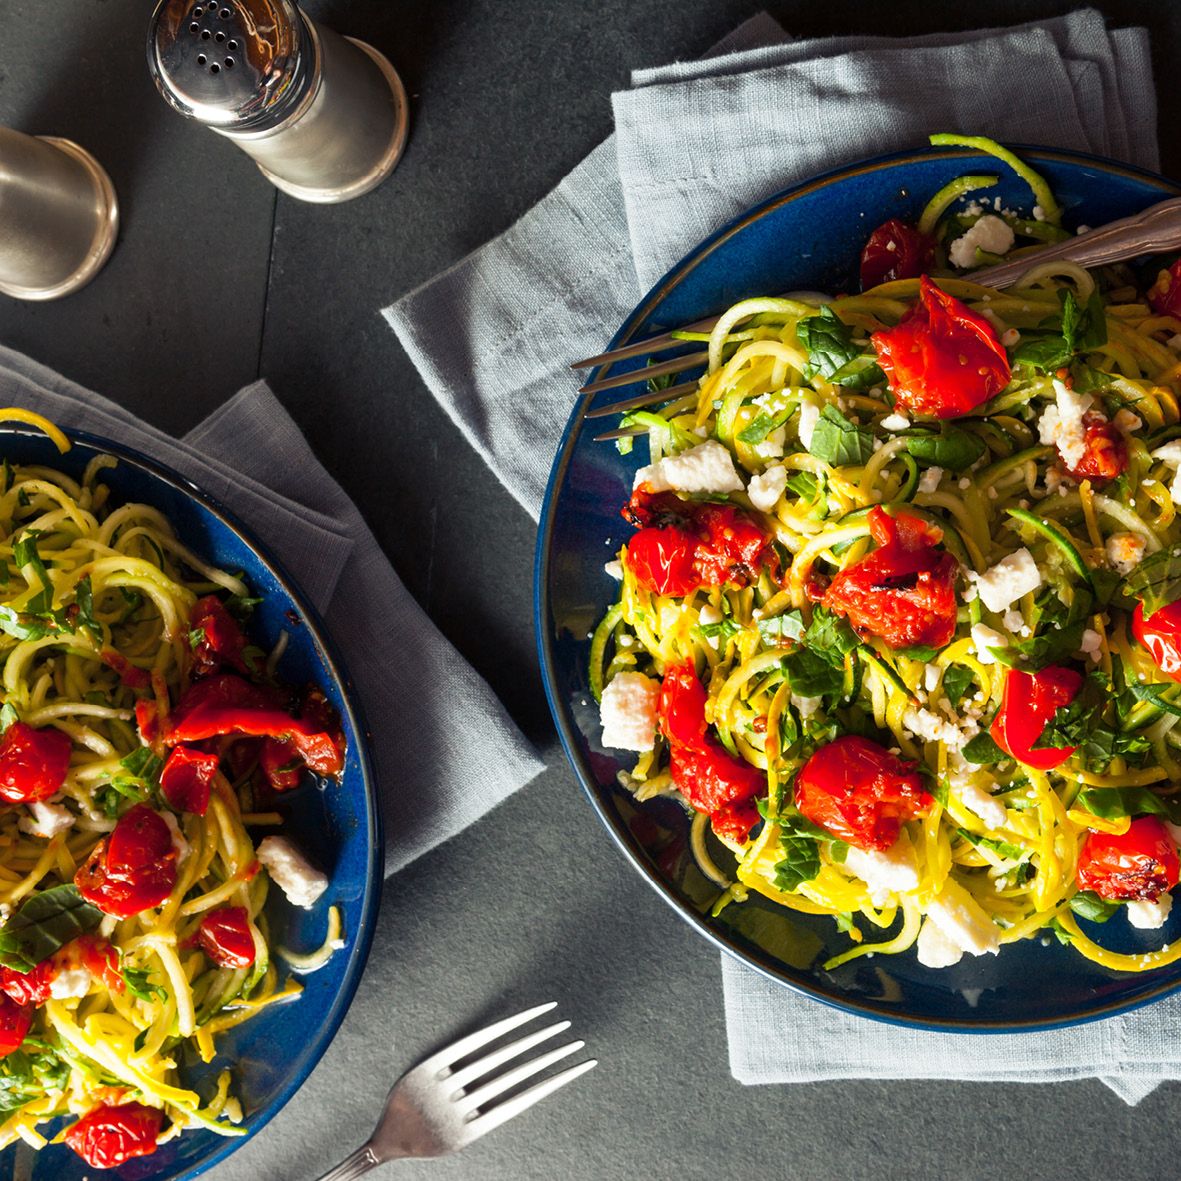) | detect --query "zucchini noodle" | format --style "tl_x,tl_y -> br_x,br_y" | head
593,139 -> 1181,978
0,417 -> 344,1164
